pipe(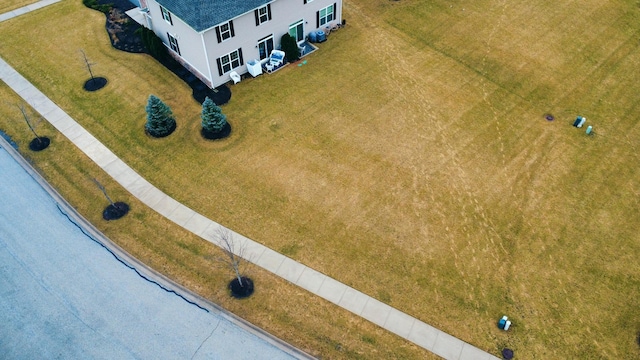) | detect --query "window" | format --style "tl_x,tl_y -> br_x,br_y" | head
216,49 -> 244,75
160,5 -> 172,25
215,21 -> 235,43
167,33 -> 180,55
219,22 -> 232,40
317,4 -> 335,27
257,35 -> 274,60
254,5 -> 272,26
